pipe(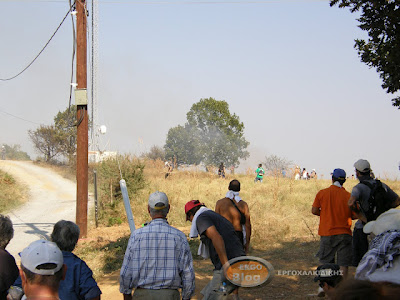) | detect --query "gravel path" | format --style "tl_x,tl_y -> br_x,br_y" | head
0,160 -> 77,261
